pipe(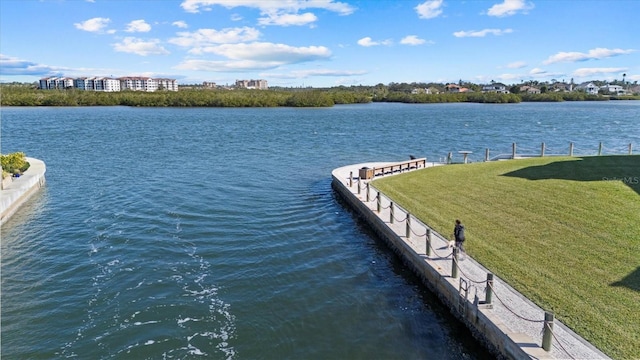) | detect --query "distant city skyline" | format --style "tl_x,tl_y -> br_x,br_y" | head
1,0 -> 638,88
